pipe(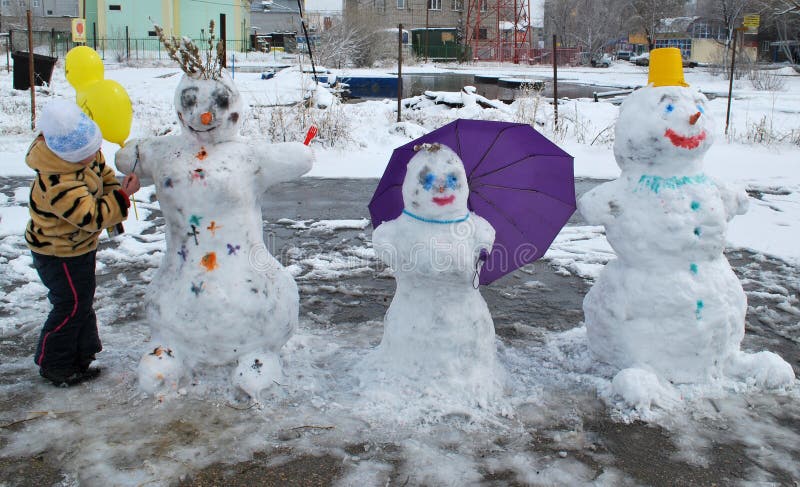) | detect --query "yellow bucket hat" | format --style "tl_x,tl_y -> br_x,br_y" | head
647,47 -> 689,87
